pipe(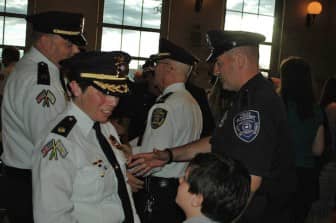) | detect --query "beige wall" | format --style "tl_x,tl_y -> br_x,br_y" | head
29,0 -> 334,86
280,0 -> 330,81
